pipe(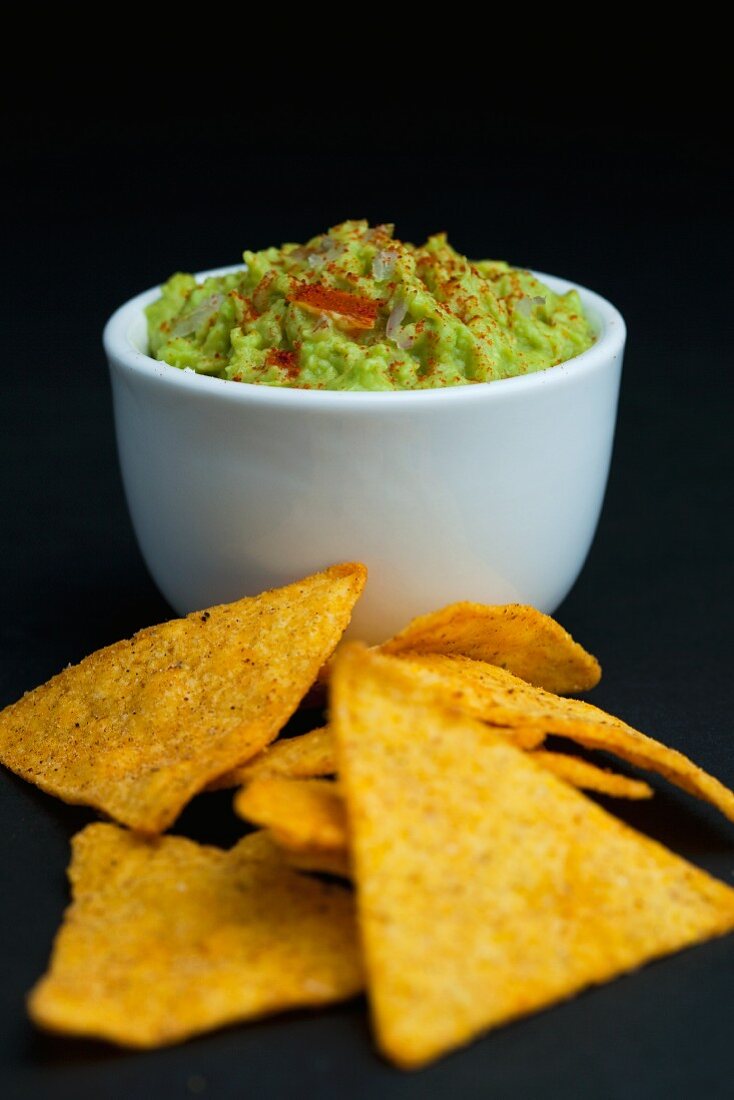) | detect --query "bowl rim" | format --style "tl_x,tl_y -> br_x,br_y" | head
104,264 -> 626,408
